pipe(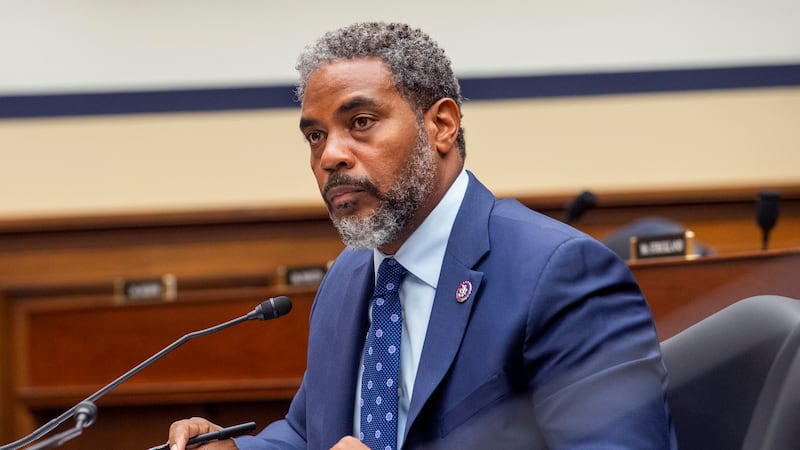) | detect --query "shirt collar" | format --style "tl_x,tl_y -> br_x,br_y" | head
374,169 -> 469,288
